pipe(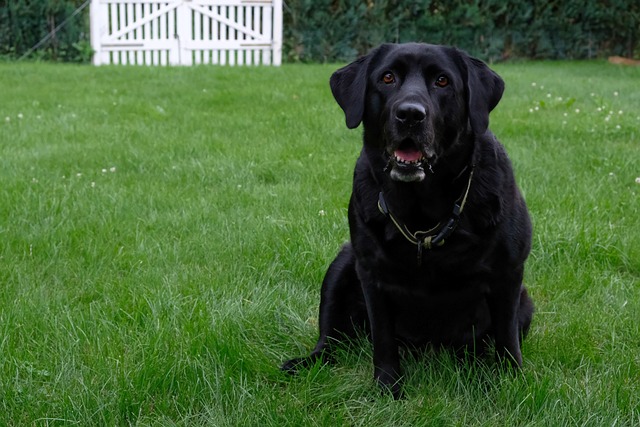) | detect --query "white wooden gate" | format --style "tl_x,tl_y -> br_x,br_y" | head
90,0 -> 282,66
